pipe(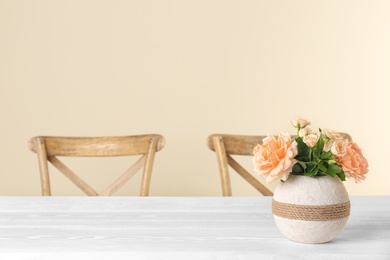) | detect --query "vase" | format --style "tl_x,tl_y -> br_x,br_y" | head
272,174 -> 350,244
